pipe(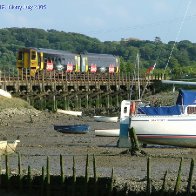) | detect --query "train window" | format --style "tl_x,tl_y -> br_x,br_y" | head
18,51 -> 23,60
31,51 -> 36,60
